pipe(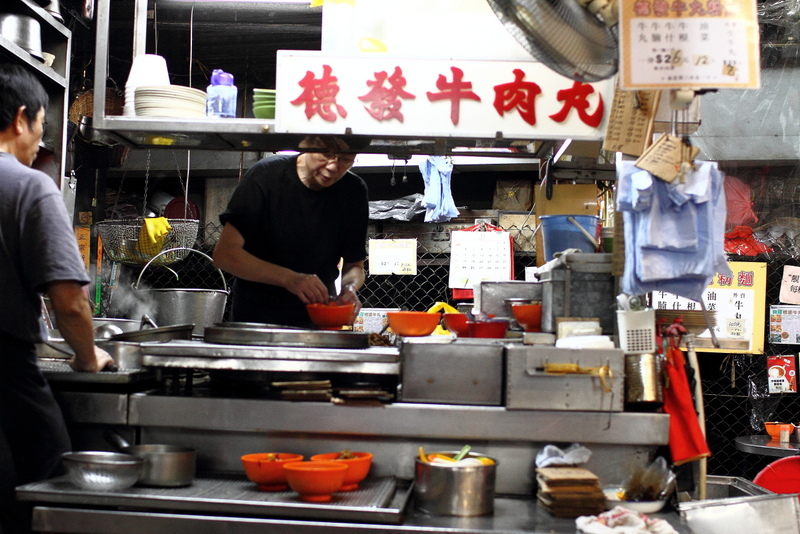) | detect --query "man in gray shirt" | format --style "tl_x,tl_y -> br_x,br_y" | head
0,64 -> 113,534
